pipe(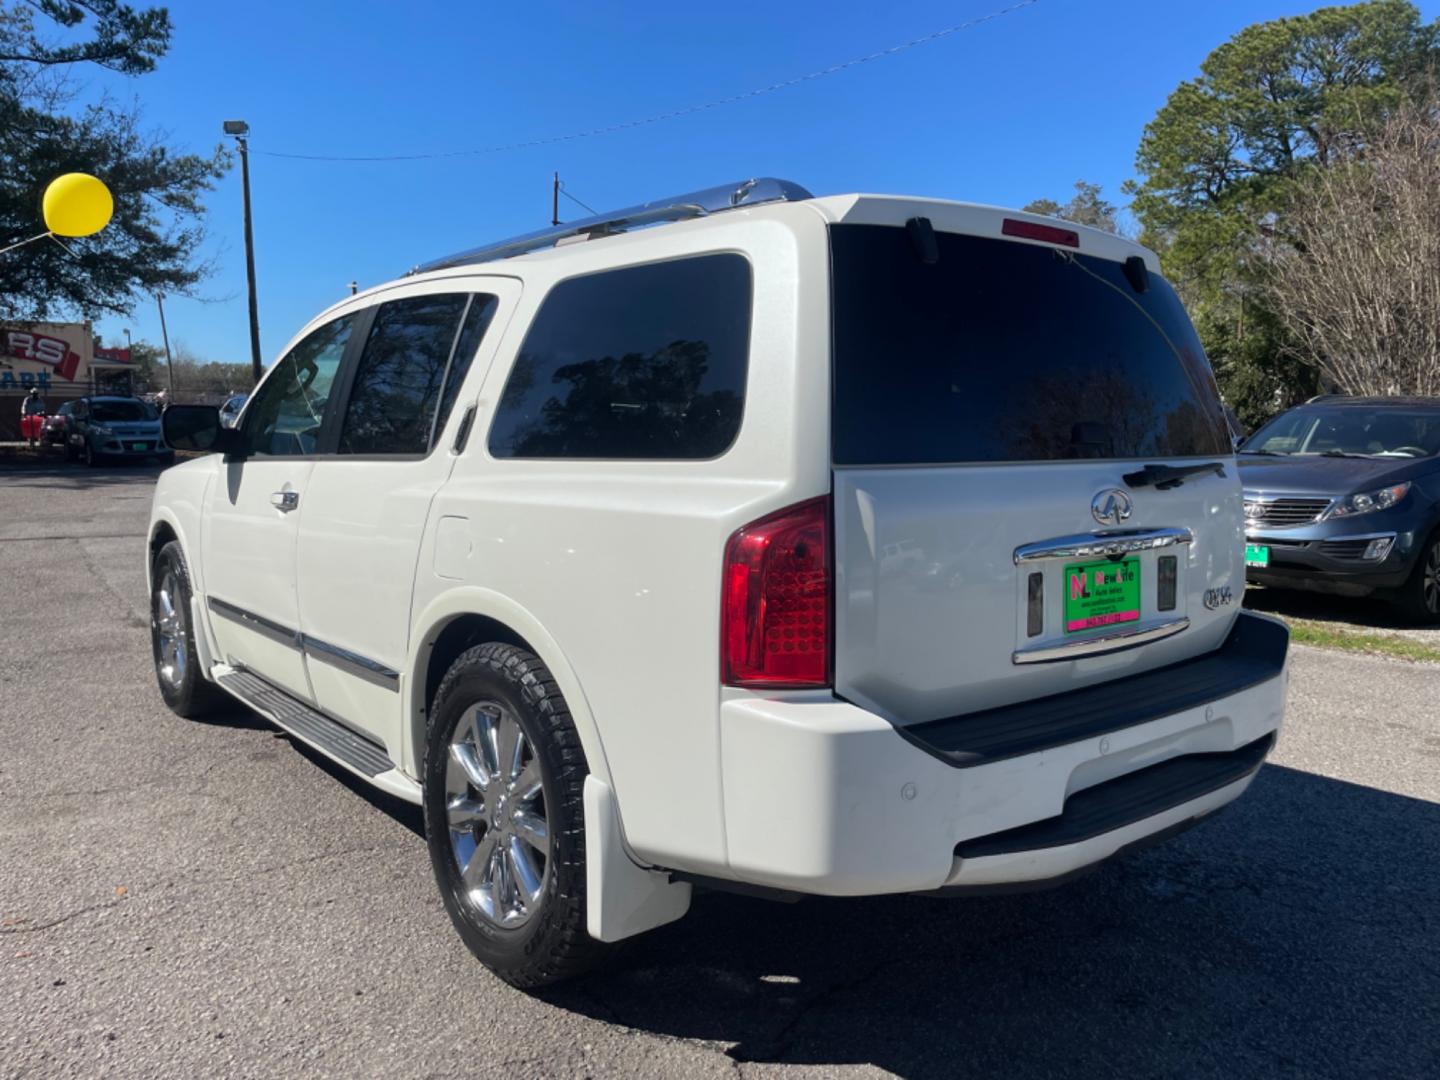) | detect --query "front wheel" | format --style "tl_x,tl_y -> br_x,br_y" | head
1394,532 -> 1440,624
151,541 -> 227,717
424,643 -> 609,988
